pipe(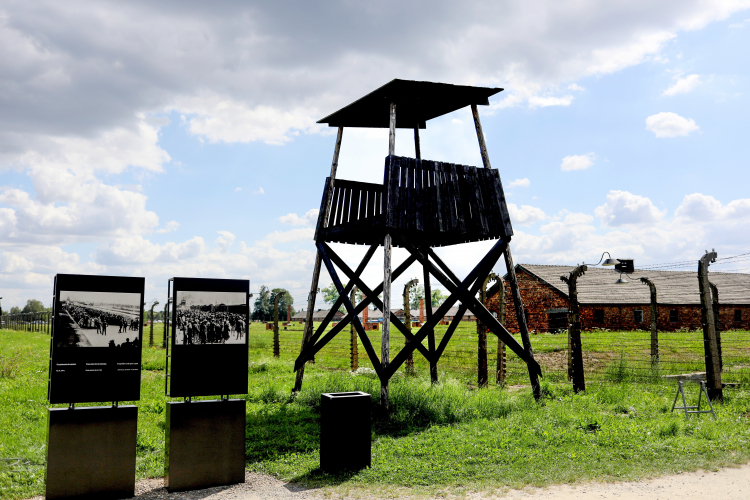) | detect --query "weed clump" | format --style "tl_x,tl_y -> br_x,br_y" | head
0,348 -> 31,378
605,353 -> 632,383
